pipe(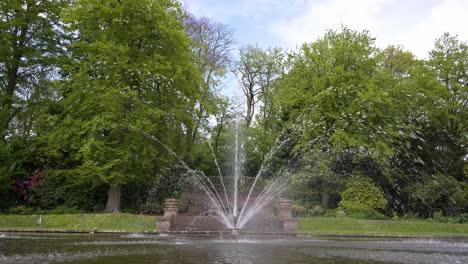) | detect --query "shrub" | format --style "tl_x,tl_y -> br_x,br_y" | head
323,209 -> 337,217
402,212 -> 420,220
308,205 -> 325,216
292,204 -> 307,216
338,202 -> 386,219
291,204 -> 326,217
177,193 -> 189,213
9,205 -> 34,215
46,205 -> 84,215
426,211 -> 468,224
338,177 -> 388,219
